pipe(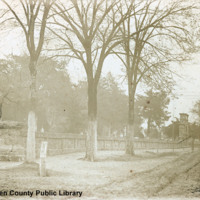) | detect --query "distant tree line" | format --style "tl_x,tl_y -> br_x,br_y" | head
0,55 -> 171,137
